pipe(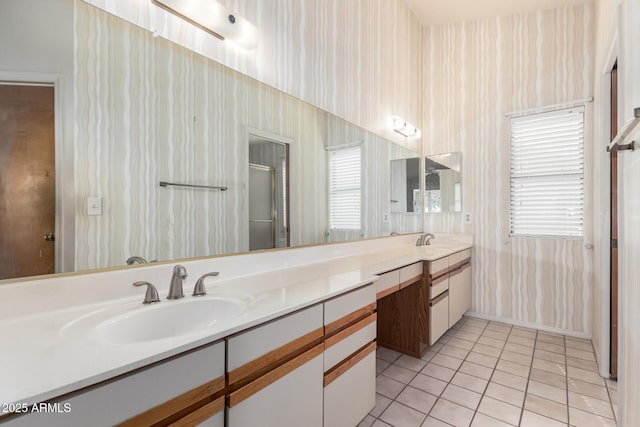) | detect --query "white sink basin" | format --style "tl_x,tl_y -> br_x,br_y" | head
61,296 -> 249,344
